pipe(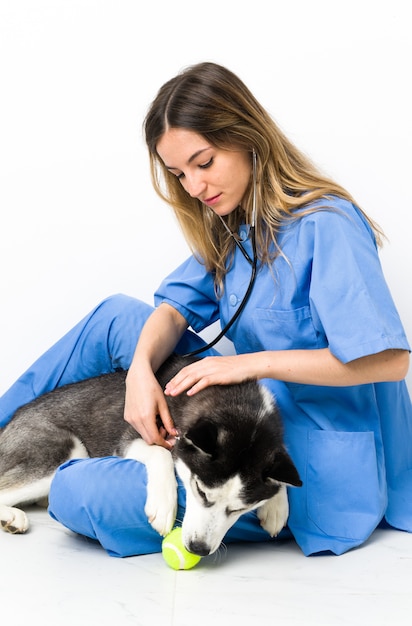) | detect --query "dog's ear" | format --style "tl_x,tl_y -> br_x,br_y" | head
183,420 -> 218,457
263,450 -> 302,487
